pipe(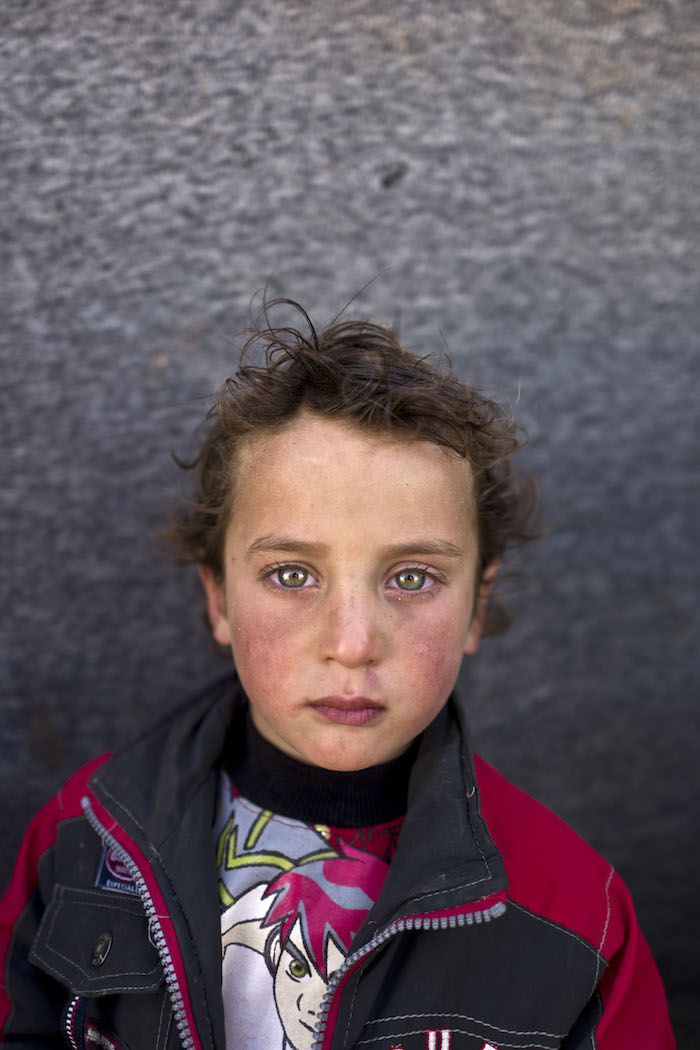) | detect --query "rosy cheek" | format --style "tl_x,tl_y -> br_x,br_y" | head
405,619 -> 465,695
233,613 -> 297,679
237,623 -> 278,661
